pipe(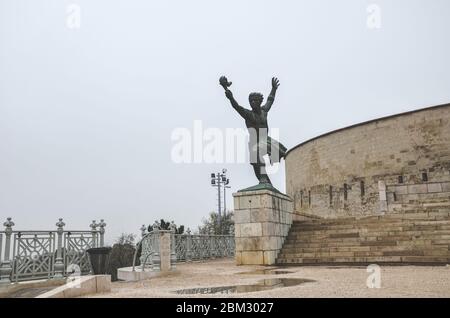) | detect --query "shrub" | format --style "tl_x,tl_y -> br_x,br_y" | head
107,233 -> 141,281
